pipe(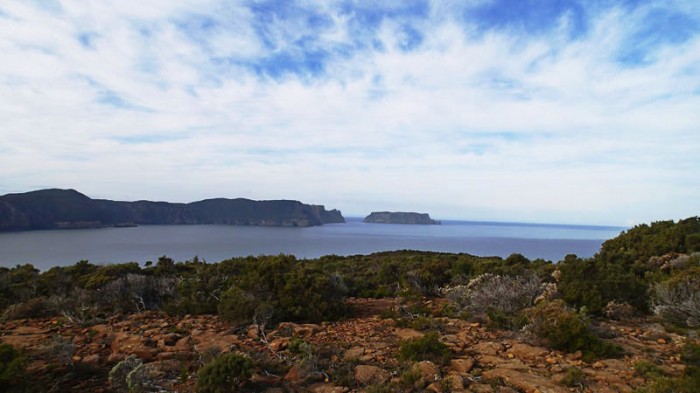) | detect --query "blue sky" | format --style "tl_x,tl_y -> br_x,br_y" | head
1,0 -> 699,225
